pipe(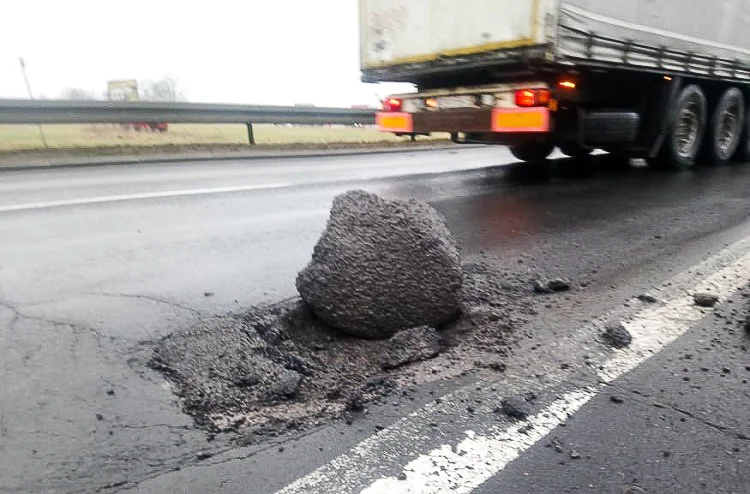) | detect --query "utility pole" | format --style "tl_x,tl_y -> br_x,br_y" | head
19,57 -> 48,148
